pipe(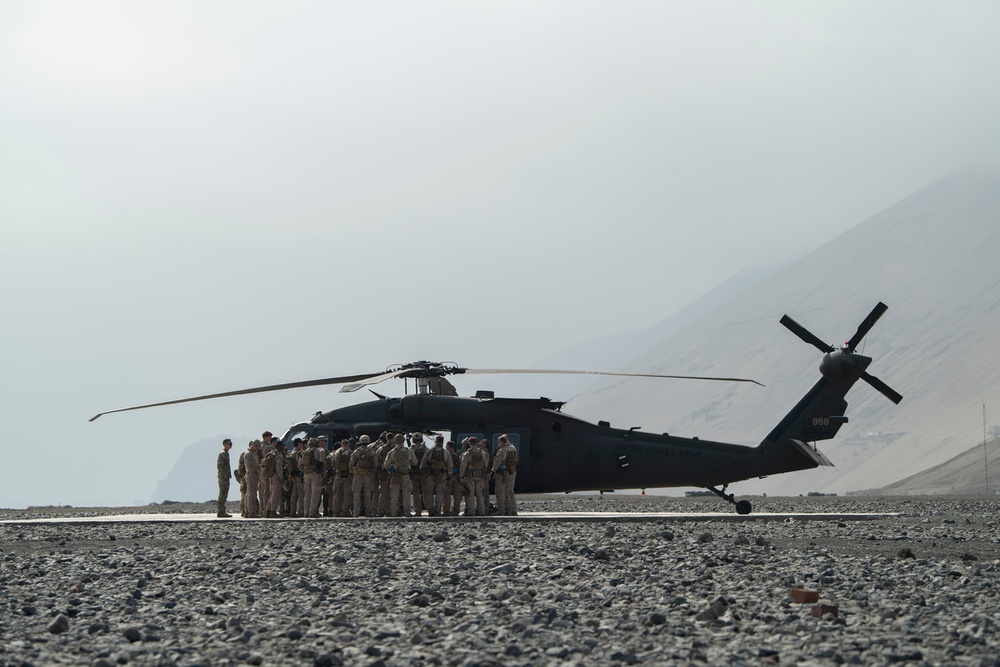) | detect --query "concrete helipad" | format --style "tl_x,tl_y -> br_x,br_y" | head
0,511 -> 895,525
